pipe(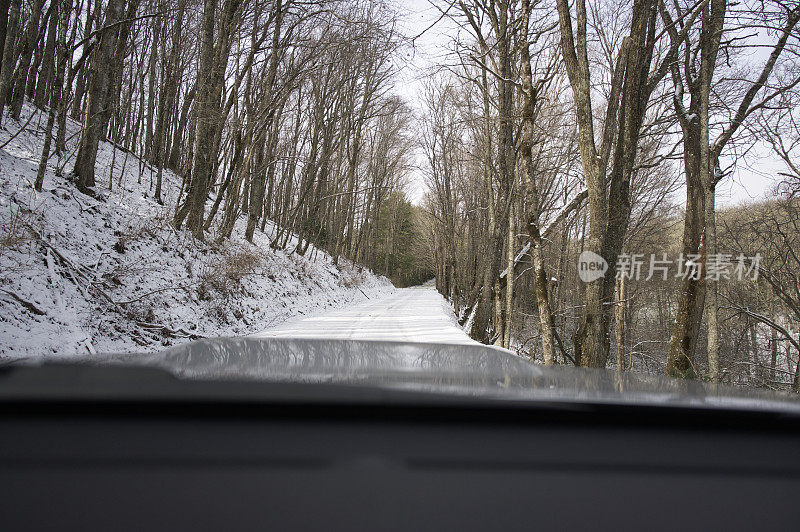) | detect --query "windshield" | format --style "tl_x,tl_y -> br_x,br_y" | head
1,0 -> 799,404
